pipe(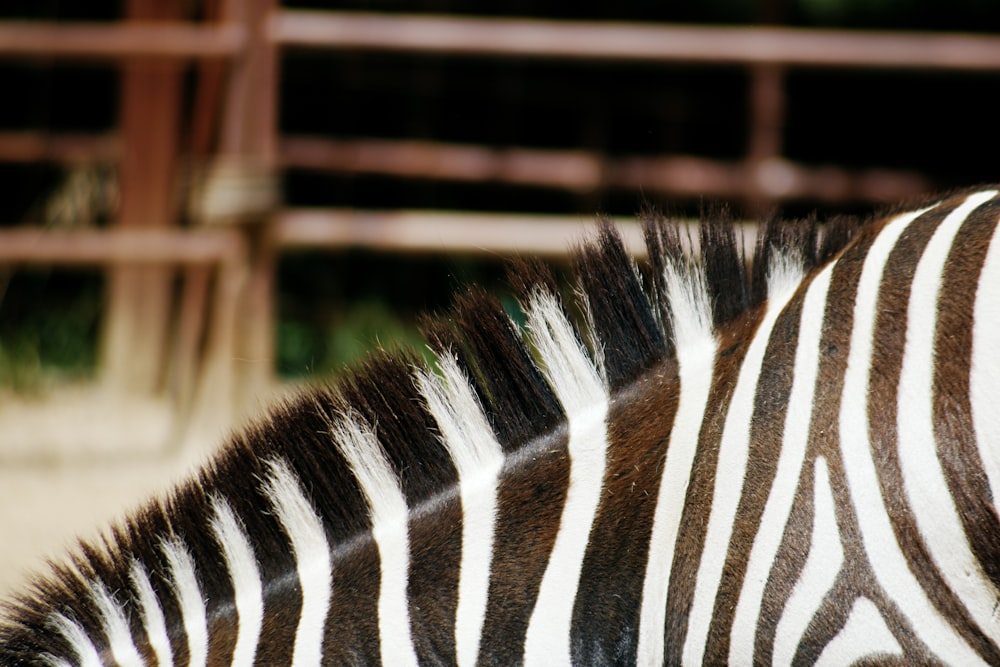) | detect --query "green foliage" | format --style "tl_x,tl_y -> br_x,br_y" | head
275,250 -> 514,380
277,299 -> 431,378
0,271 -> 100,392
276,282 -> 537,381
0,336 -> 43,393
